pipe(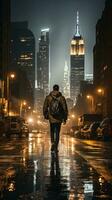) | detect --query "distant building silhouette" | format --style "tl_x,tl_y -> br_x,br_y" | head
37,28 -> 50,98
70,11 -> 85,104
93,0 -> 112,116
34,88 -> 44,114
0,0 -> 10,116
10,21 -> 35,106
80,80 -> 94,97
66,98 -> 74,113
